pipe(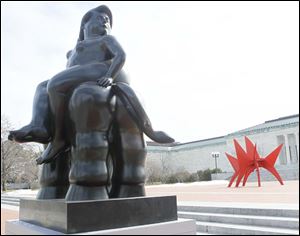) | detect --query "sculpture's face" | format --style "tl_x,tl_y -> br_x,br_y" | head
83,11 -> 111,39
